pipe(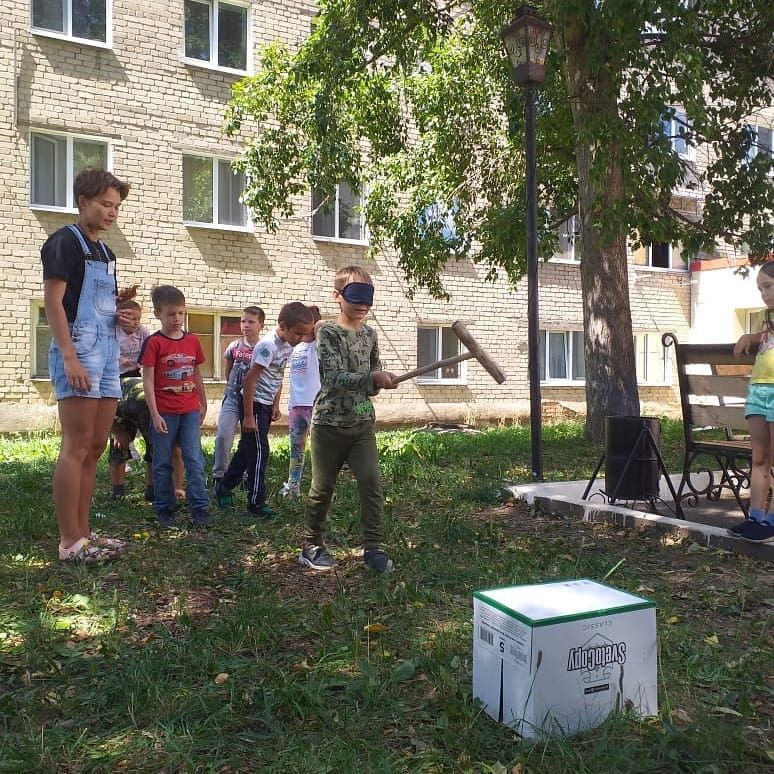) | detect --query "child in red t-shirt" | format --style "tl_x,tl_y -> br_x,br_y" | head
140,285 -> 211,528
